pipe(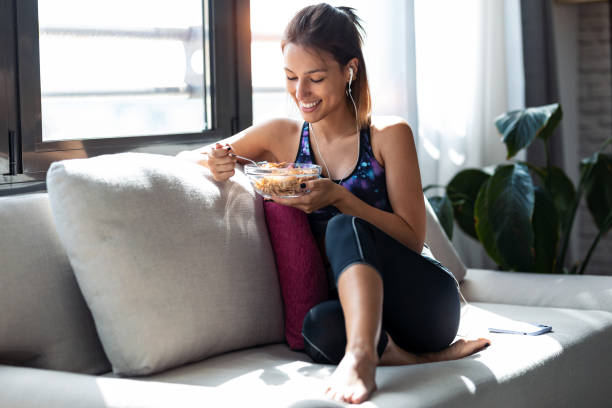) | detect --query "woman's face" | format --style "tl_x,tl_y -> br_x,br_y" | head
283,43 -> 347,123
